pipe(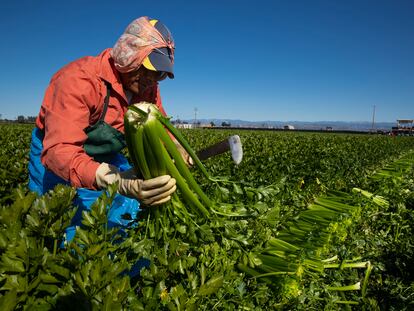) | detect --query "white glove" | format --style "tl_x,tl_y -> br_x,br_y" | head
95,163 -> 176,206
